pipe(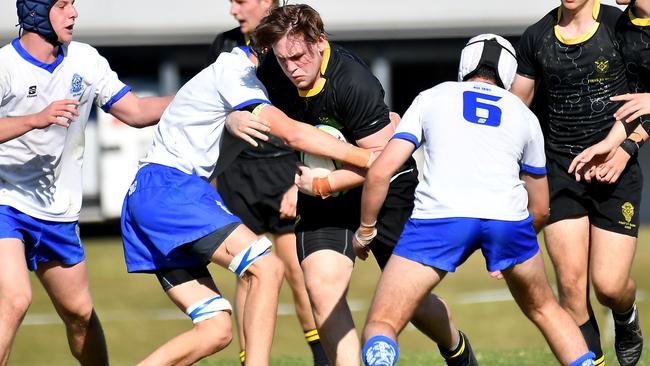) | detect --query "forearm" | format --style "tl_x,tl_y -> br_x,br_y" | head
327,166 -> 366,193
111,95 -> 173,128
360,170 -> 391,226
261,106 -> 371,168
0,115 -> 36,143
